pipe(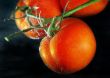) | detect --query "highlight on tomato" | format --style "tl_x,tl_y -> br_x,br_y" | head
60,0 -> 108,17
39,18 -> 96,74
